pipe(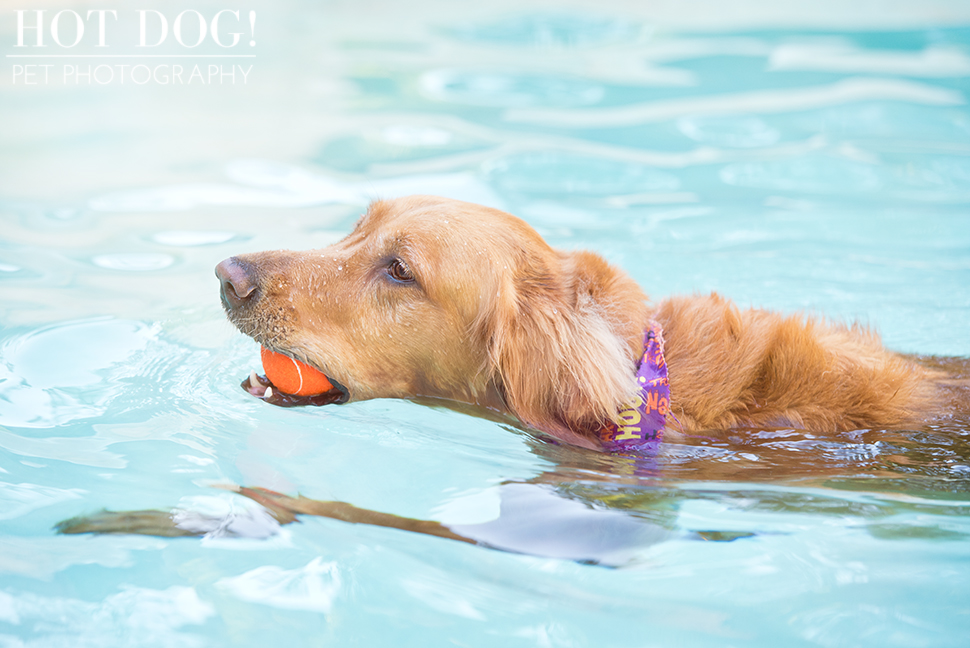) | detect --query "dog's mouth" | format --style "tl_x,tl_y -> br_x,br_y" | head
241,368 -> 349,408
